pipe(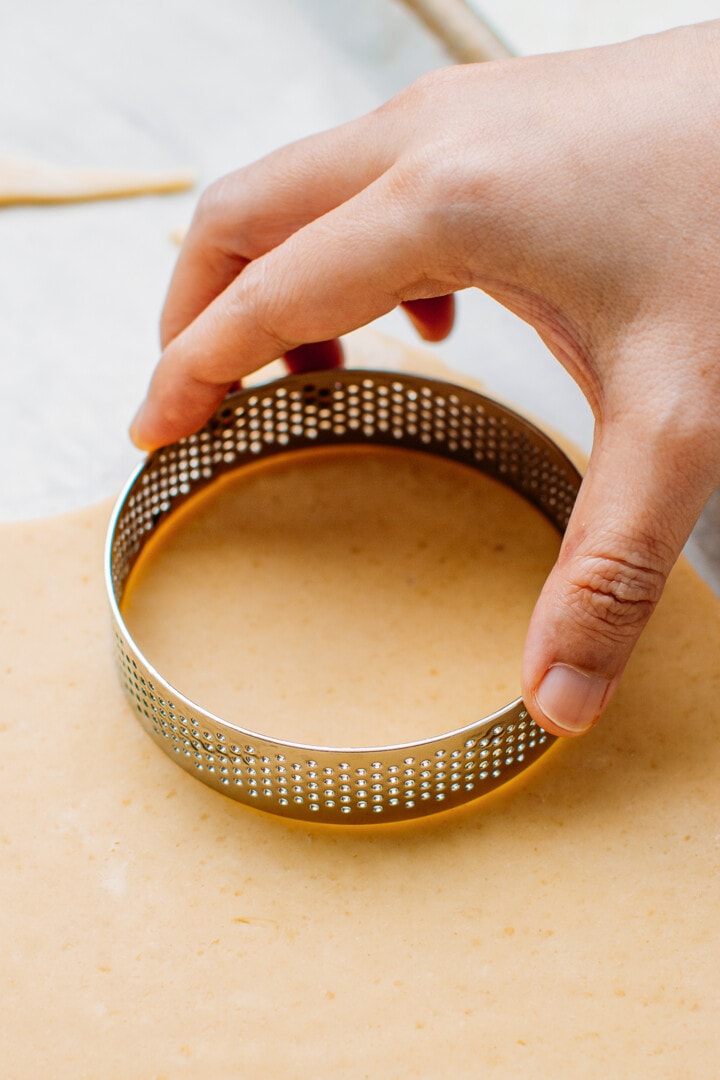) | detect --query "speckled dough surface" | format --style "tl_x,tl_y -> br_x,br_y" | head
2,341 -> 719,1079
122,446 -> 561,747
